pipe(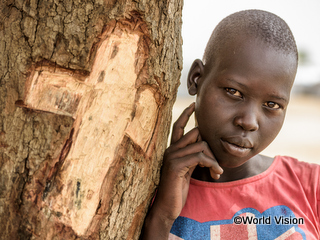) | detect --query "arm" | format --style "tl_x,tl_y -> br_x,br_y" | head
140,103 -> 223,240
